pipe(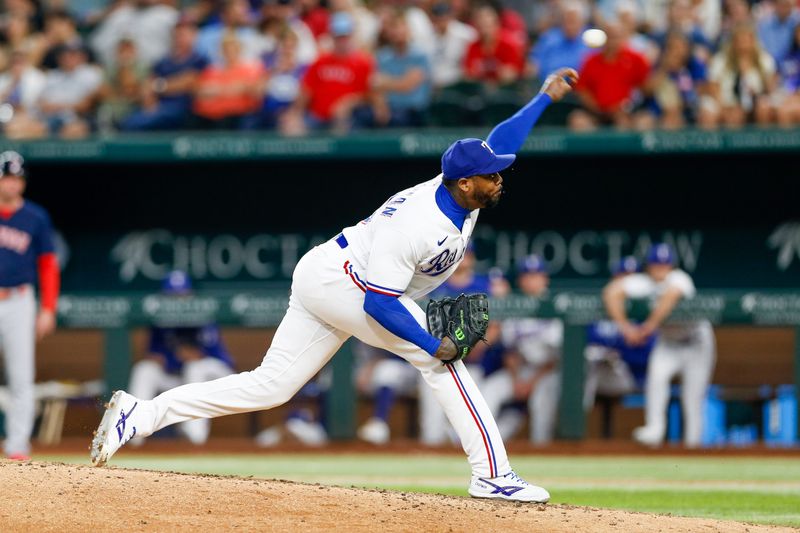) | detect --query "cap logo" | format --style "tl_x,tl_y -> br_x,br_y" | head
480,141 -> 495,155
